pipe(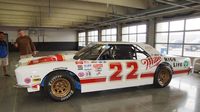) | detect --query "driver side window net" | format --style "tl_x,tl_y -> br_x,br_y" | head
100,45 -> 136,60
100,44 -> 148,60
